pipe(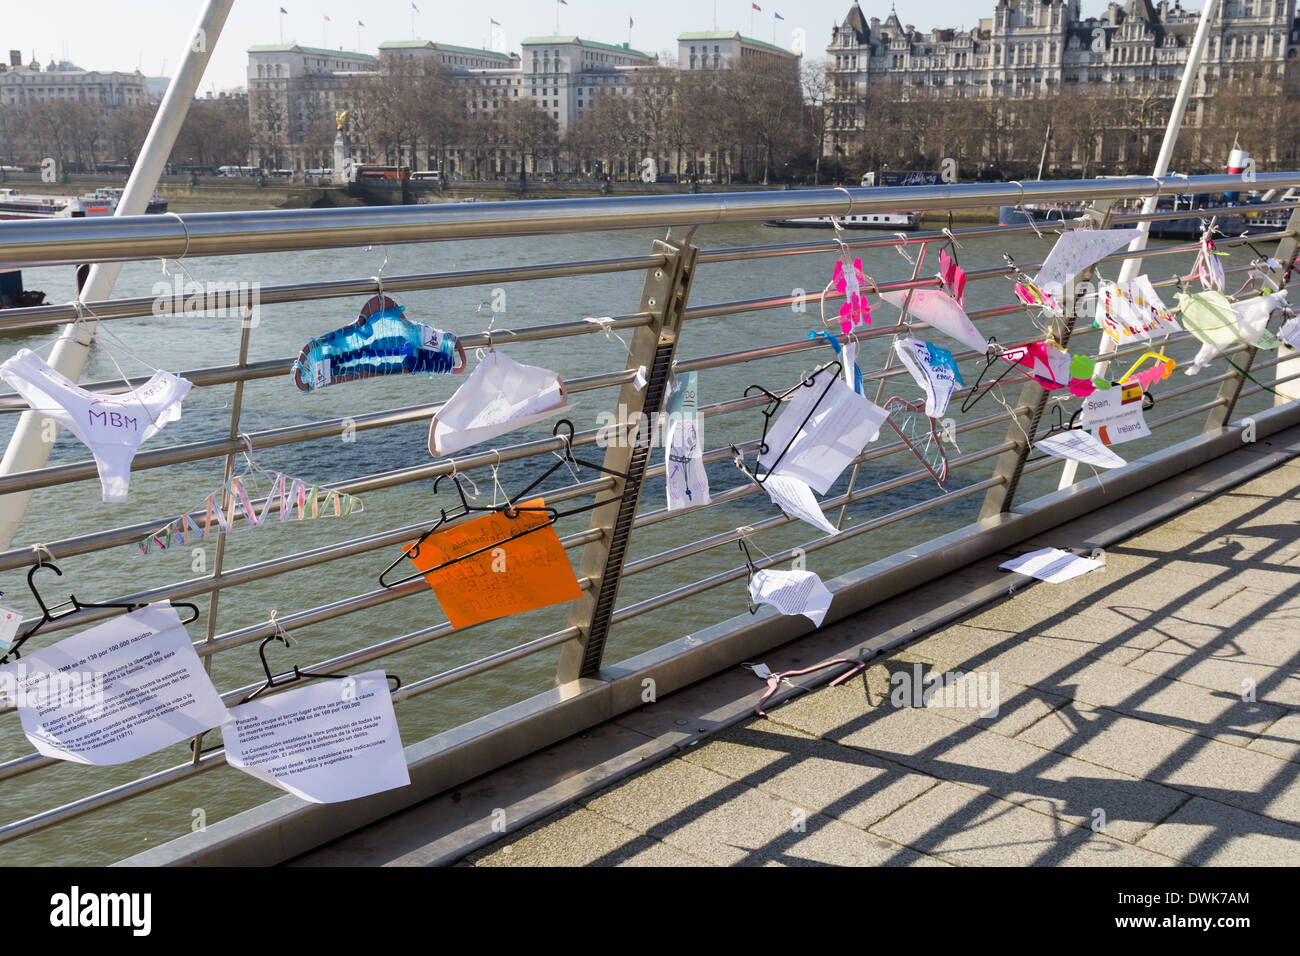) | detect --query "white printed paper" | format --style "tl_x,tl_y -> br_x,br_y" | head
1000,547 -> 1104,583
429,350 -> 571,456
1034,430 -> 1127,469
221,670 -> 410,804
664,372 -> 710,511
0,605 -> 20,652
757,375 -> 887,494
1080,383 -> 1150,446
0,603 -> 228,765
763,474 -> 837,535
1281,316 -> 1300,351
749,569 -> 833,627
